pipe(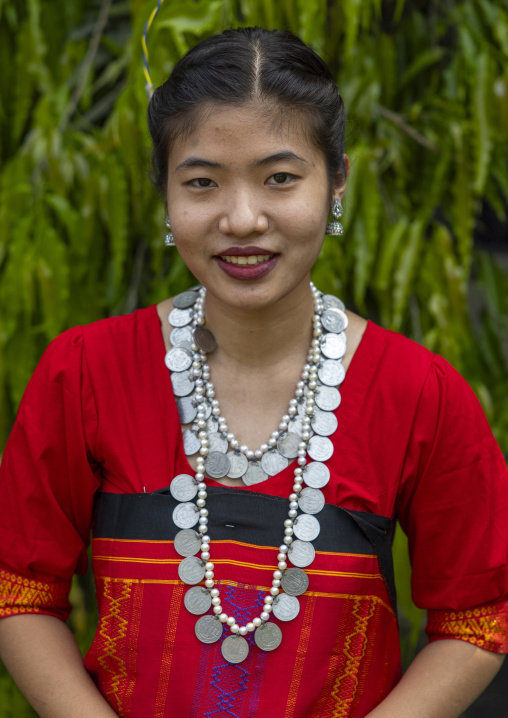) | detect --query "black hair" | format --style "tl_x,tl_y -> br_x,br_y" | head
147,27 -> 347,195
